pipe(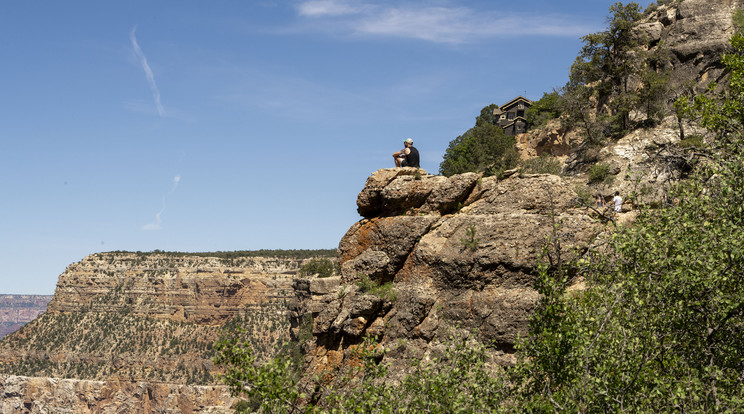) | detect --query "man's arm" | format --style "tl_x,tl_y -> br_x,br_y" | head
393,148 -> 408,158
